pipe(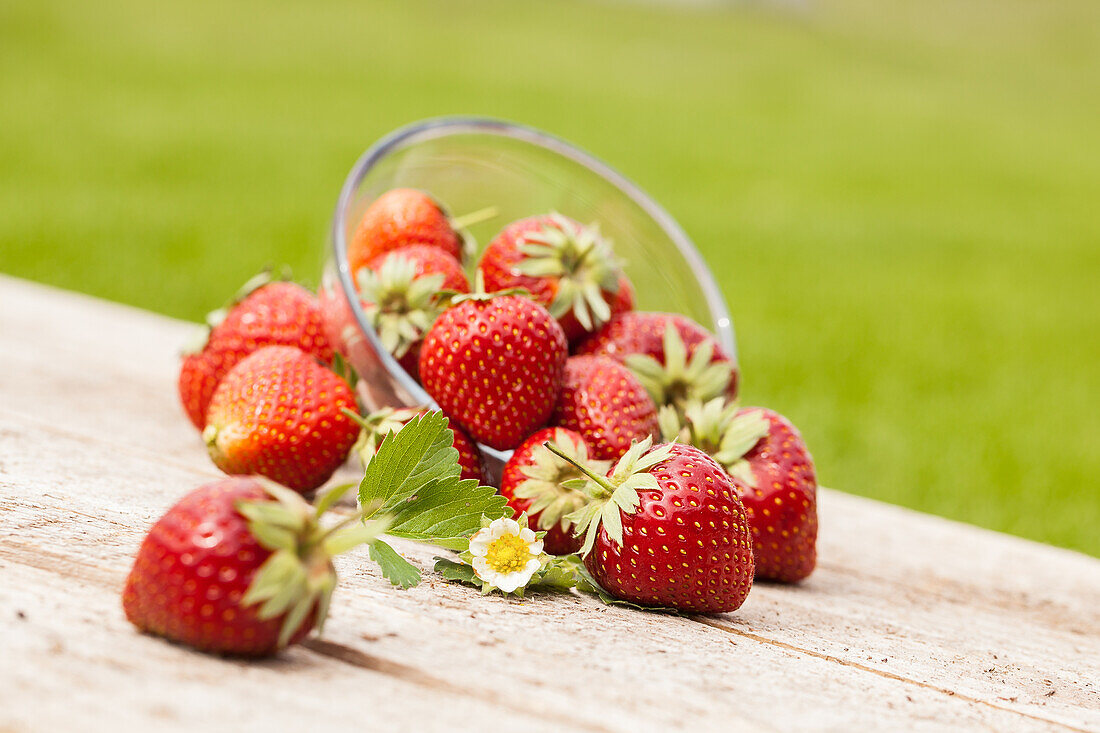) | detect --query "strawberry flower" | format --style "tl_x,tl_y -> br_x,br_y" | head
467,517 -> 544,593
